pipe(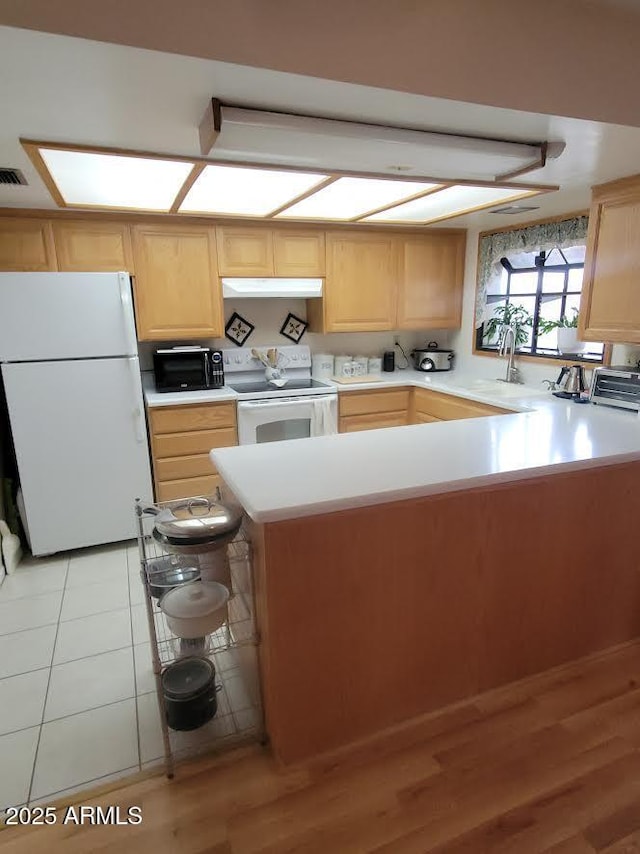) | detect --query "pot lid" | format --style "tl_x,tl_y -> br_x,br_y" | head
154,498 -> 243,544
161,656 -> 215,699
414,341 -> 454,353
159,580 -> 229,620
